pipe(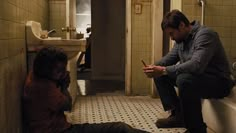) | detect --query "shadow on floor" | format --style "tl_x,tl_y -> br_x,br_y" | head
77,68 -> 92,80
77,70 -> 125,96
